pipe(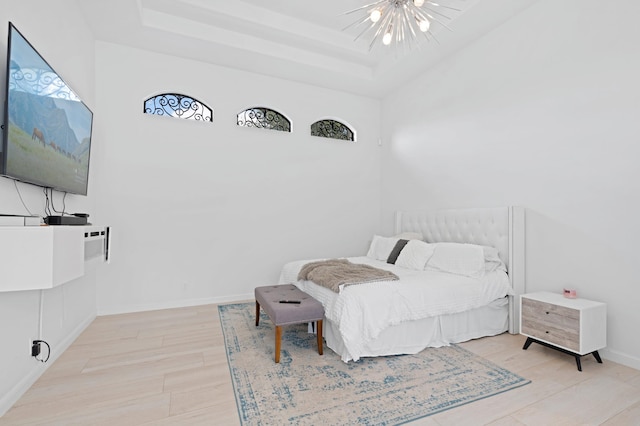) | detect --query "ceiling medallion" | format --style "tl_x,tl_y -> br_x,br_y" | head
343,0 -> 461,51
